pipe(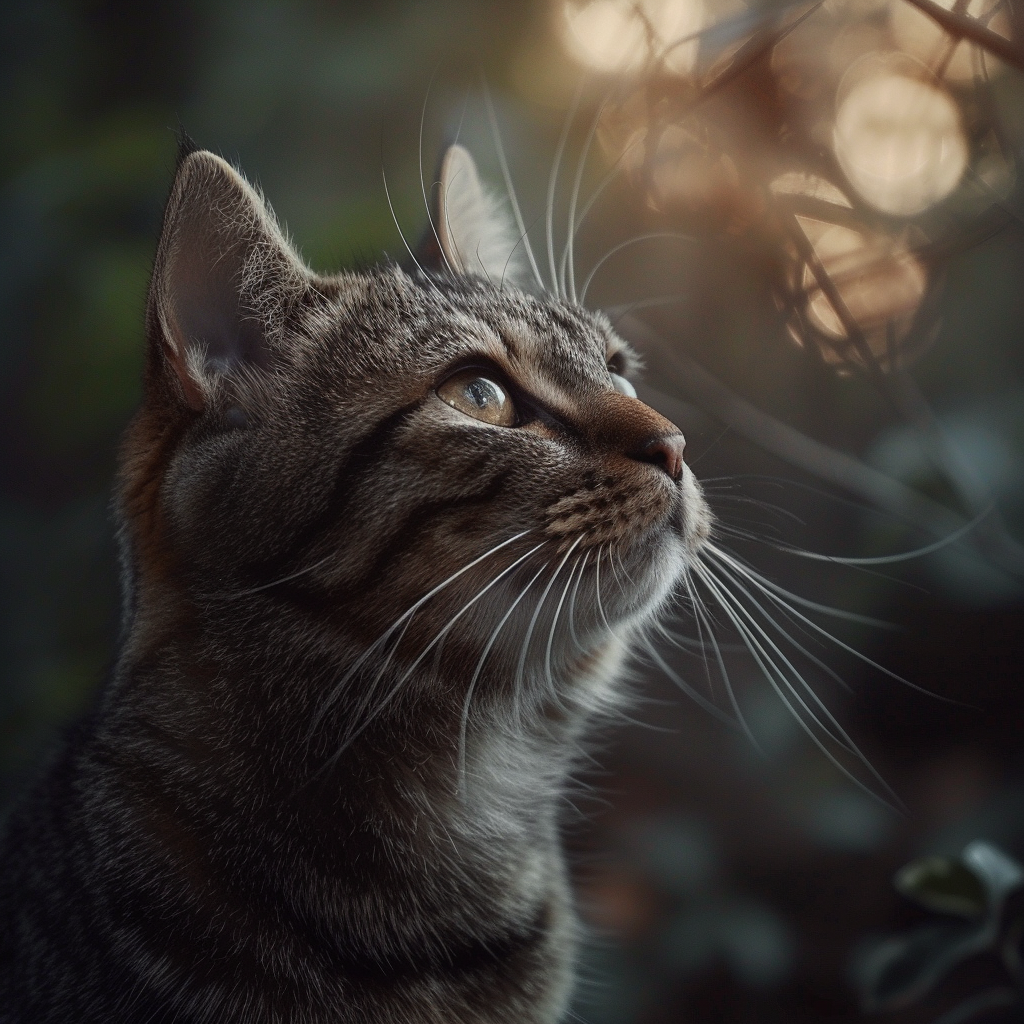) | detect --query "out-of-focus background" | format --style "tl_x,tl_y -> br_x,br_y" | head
2,0 -> 1024,1020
